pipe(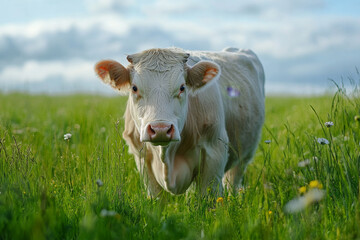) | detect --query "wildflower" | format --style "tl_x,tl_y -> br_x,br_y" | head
264,140 -> 271,144
96,179 -> 104,187
309,180 -> 323,189
325,121 -> 334,128
298,159 -> 311,167
216,197 -> 224,204
268,210 -> 273,215
64,133 -> 72,140
298,186 -> 307,194
100,209 -> 118,217
226,87 -> 241,98
355,115 -> 360,122
317,138 -> 329,145
264,182 -> 273,190
284,188 -> 325,213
